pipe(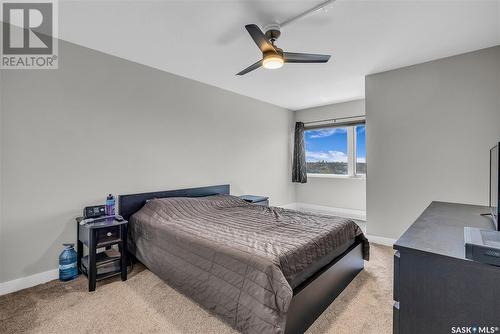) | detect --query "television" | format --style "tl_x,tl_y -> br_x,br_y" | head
490,142 -> 499,230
